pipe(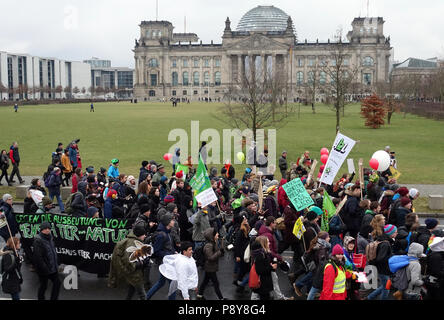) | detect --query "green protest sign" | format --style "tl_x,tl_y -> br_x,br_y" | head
282,178 -> 314,212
